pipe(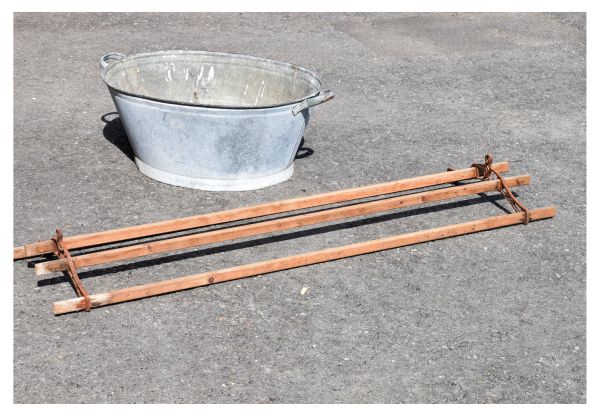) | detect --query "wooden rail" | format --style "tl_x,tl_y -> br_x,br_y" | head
35,174 -> 530,275
14,161 -> 509,260
52,207 -> 556,315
